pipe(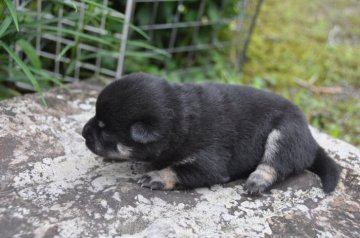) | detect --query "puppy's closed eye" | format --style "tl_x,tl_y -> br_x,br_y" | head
100,130 -> 111,141
130,122 -> 161,144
